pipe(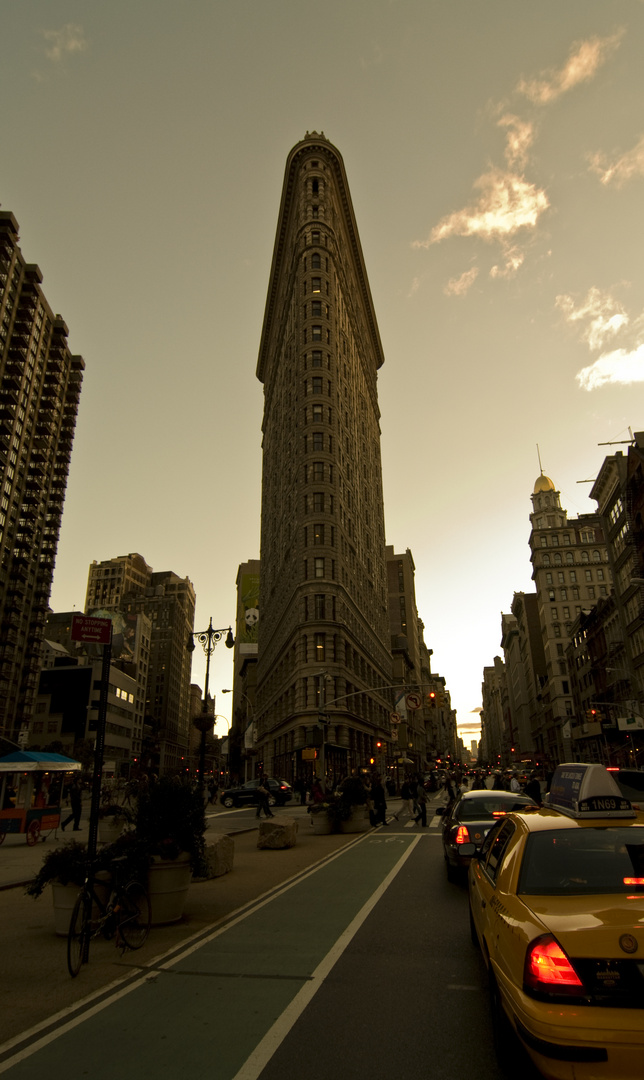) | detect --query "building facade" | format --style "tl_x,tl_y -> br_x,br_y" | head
254,133 -> 394,783
85,553 -> 195,773
0,211 -> 84,745
529,473 -> 610,762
